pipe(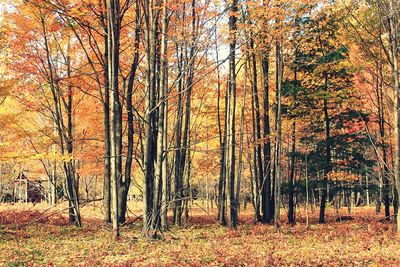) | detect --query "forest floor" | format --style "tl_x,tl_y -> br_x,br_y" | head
0,202 -> 400,266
